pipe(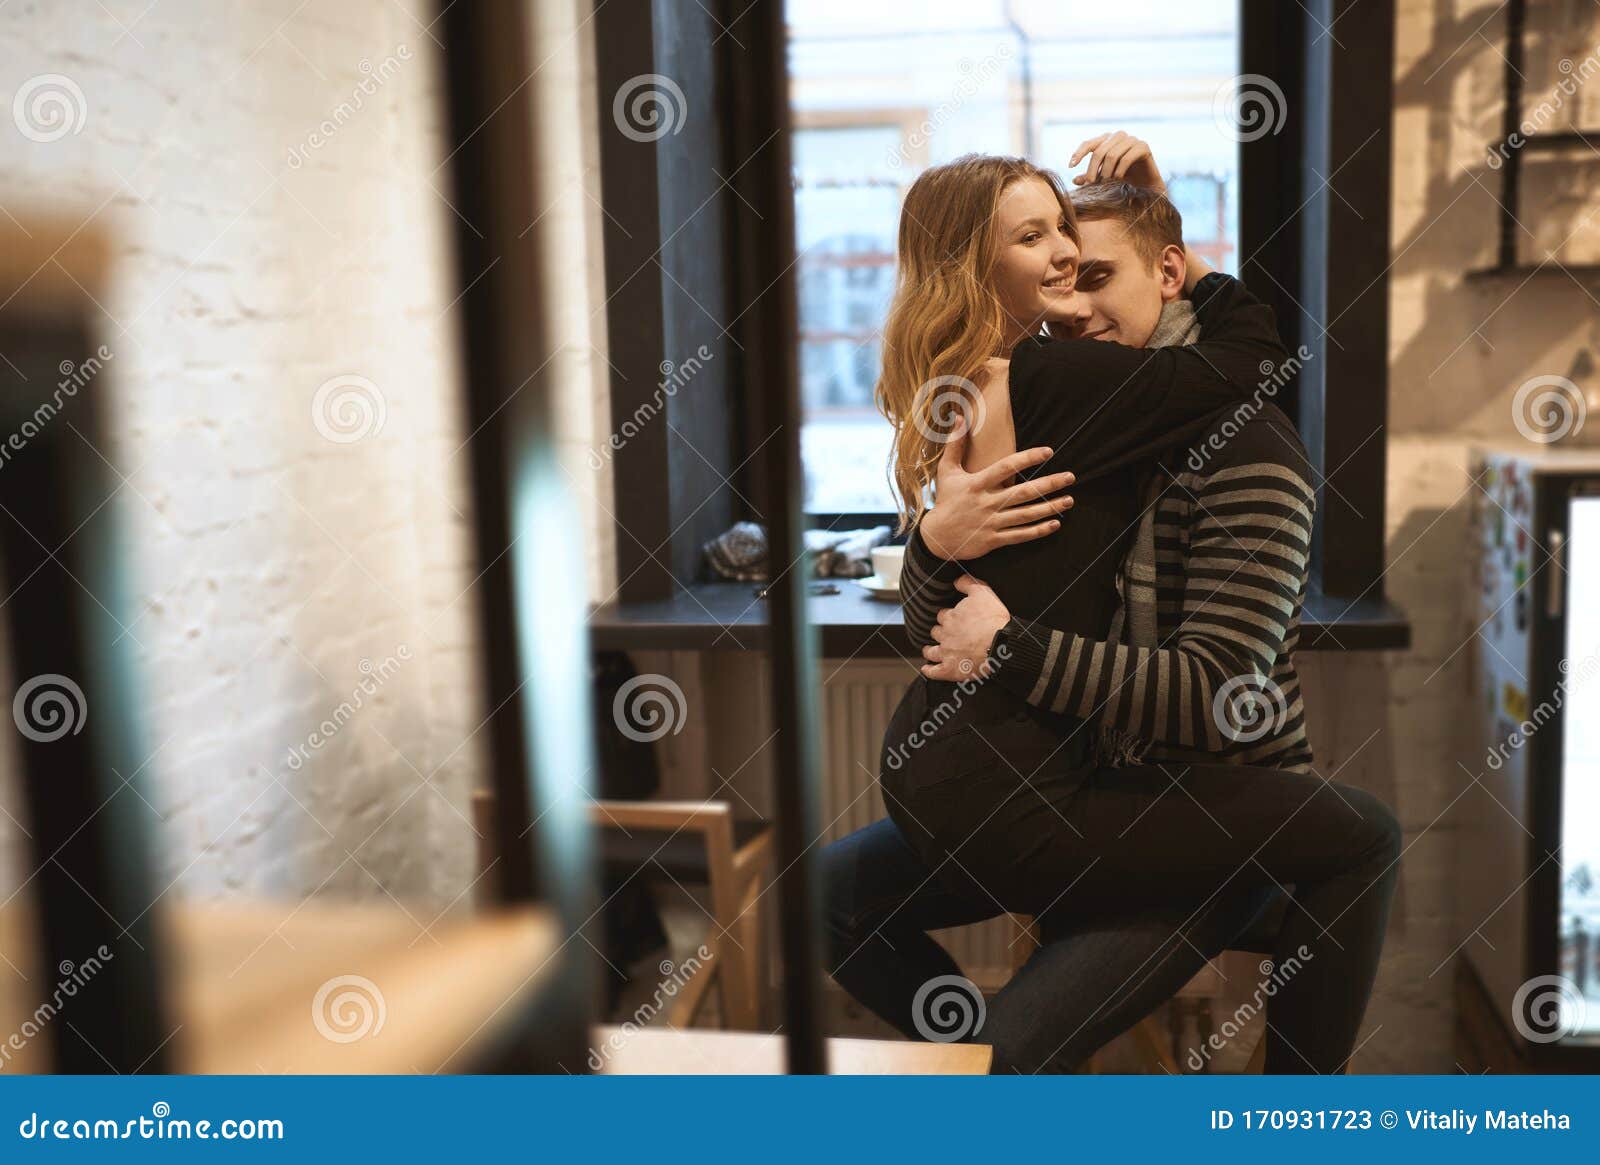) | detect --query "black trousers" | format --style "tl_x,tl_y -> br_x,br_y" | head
881,677 -> 1402,1074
